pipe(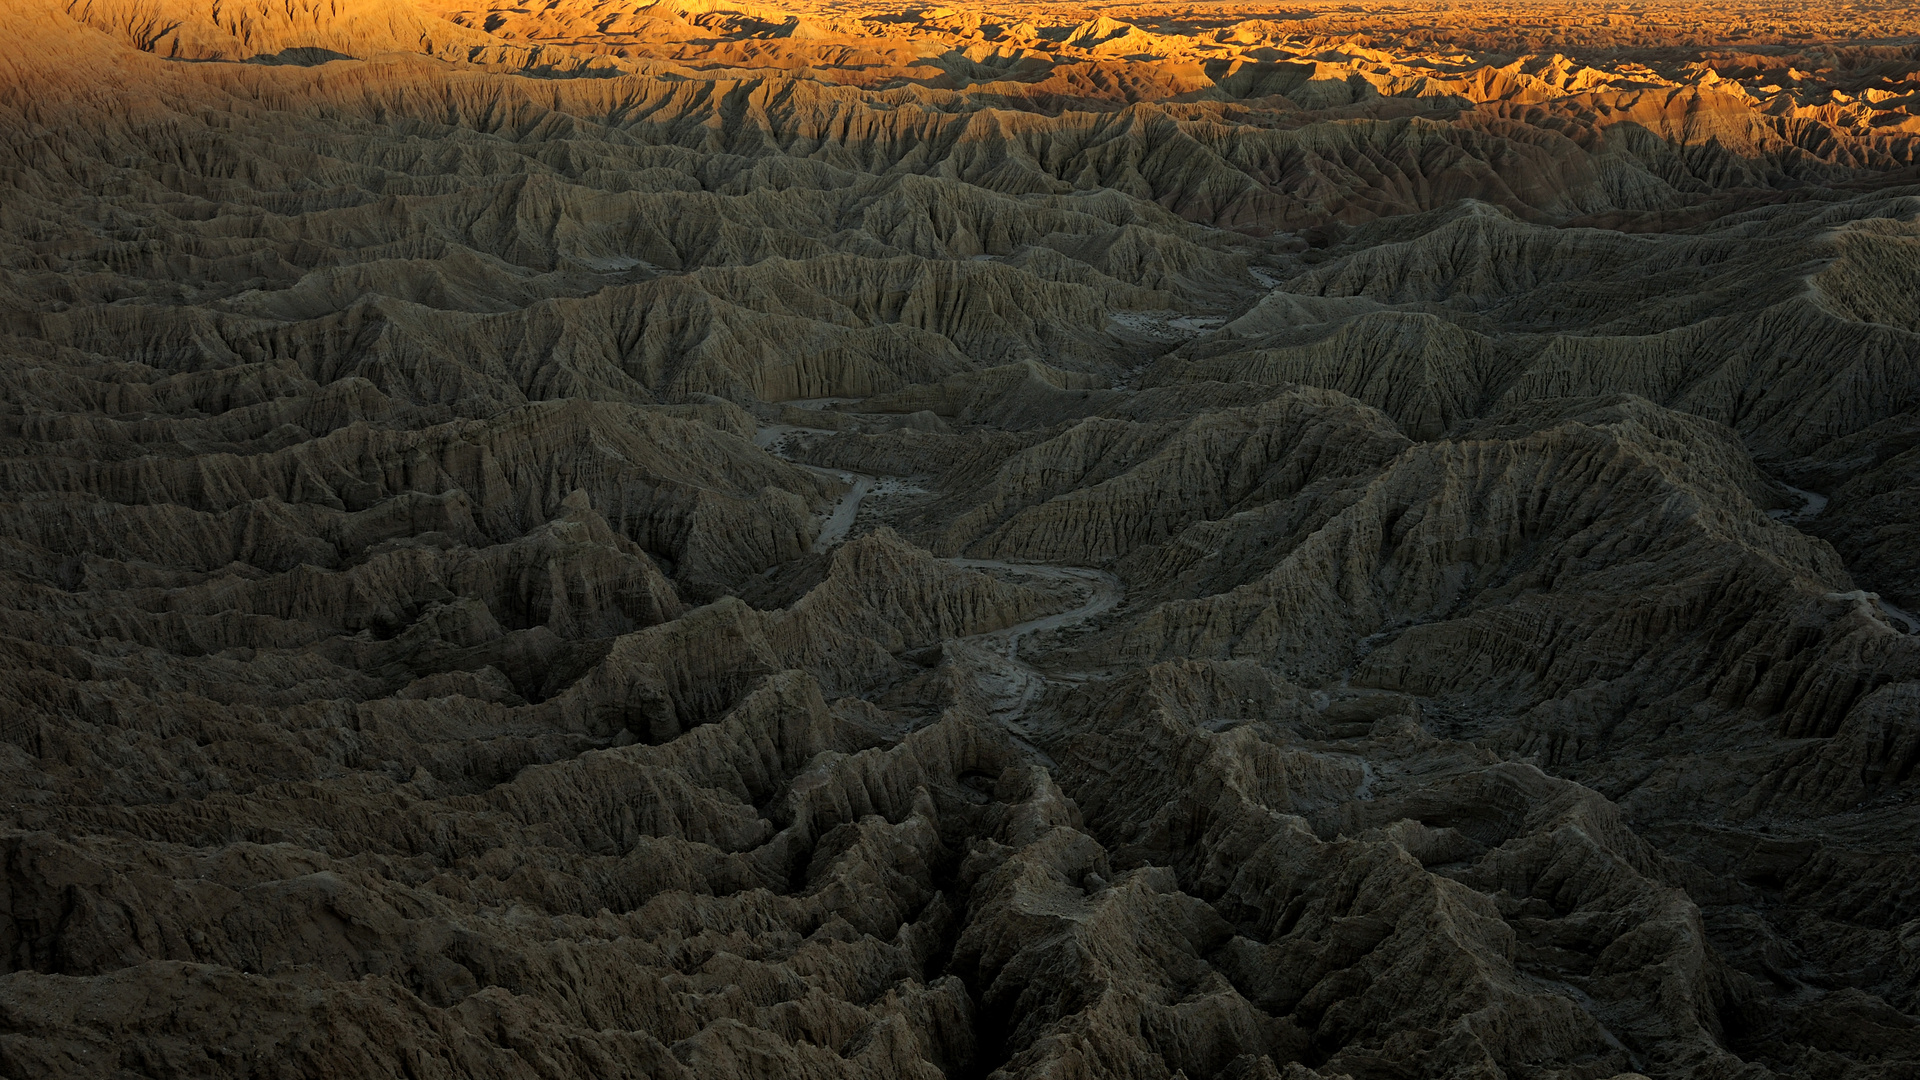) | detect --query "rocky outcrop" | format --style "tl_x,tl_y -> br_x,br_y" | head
927,386 -> 1411,565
